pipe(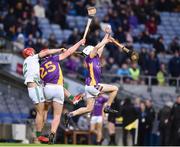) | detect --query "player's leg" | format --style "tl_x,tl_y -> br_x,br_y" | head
72,98 -> 95,116
90,116 -> 98,144
90,116 -> 97,134
96,122 -> 103,144
43,84 -> 64,144
64,88 -> 73,101
108,122 -> 116,145
99,83 -> 118,106
99,83 -> 118,113
43,102 -> 51,124
64,88 -> 84,104
64,98 -> 95,127
49,101 -> 63,144
64,85 -> 99,127
108,116 -> 116,145
28,85 -> 49,143
90,123 -> 96,134
51,102 -> 63,133
35,102 -> 45,136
